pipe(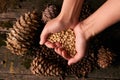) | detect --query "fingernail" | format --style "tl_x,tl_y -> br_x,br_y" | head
39,41 -> 43,45
68,61 -> 71,66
